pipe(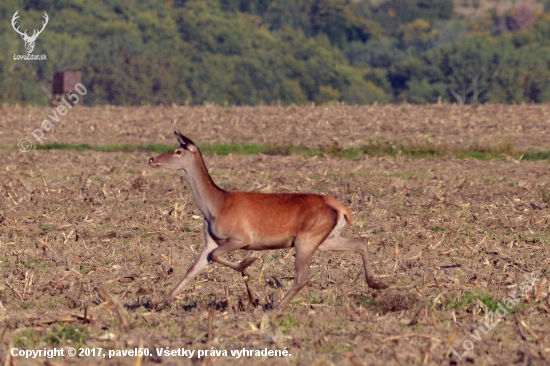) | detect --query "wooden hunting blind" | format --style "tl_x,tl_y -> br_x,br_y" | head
51,71 -> 82,105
